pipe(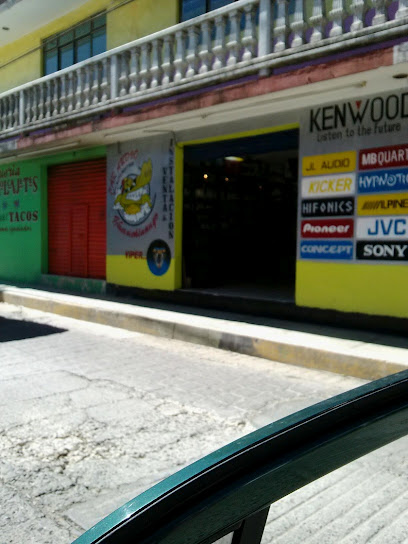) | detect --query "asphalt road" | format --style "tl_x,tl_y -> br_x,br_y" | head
0,303 -> 407,544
